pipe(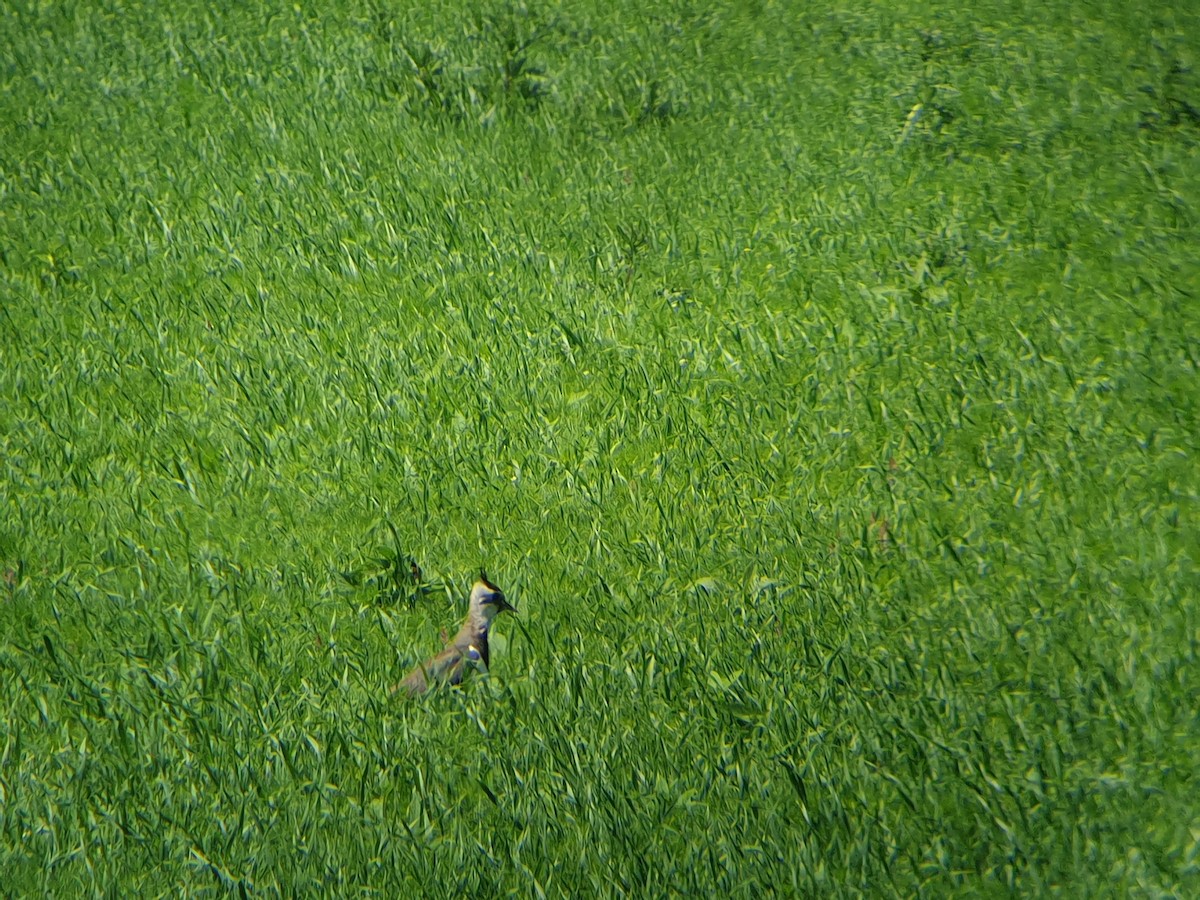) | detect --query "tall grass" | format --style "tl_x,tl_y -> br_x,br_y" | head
2,0 -> 1197,893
